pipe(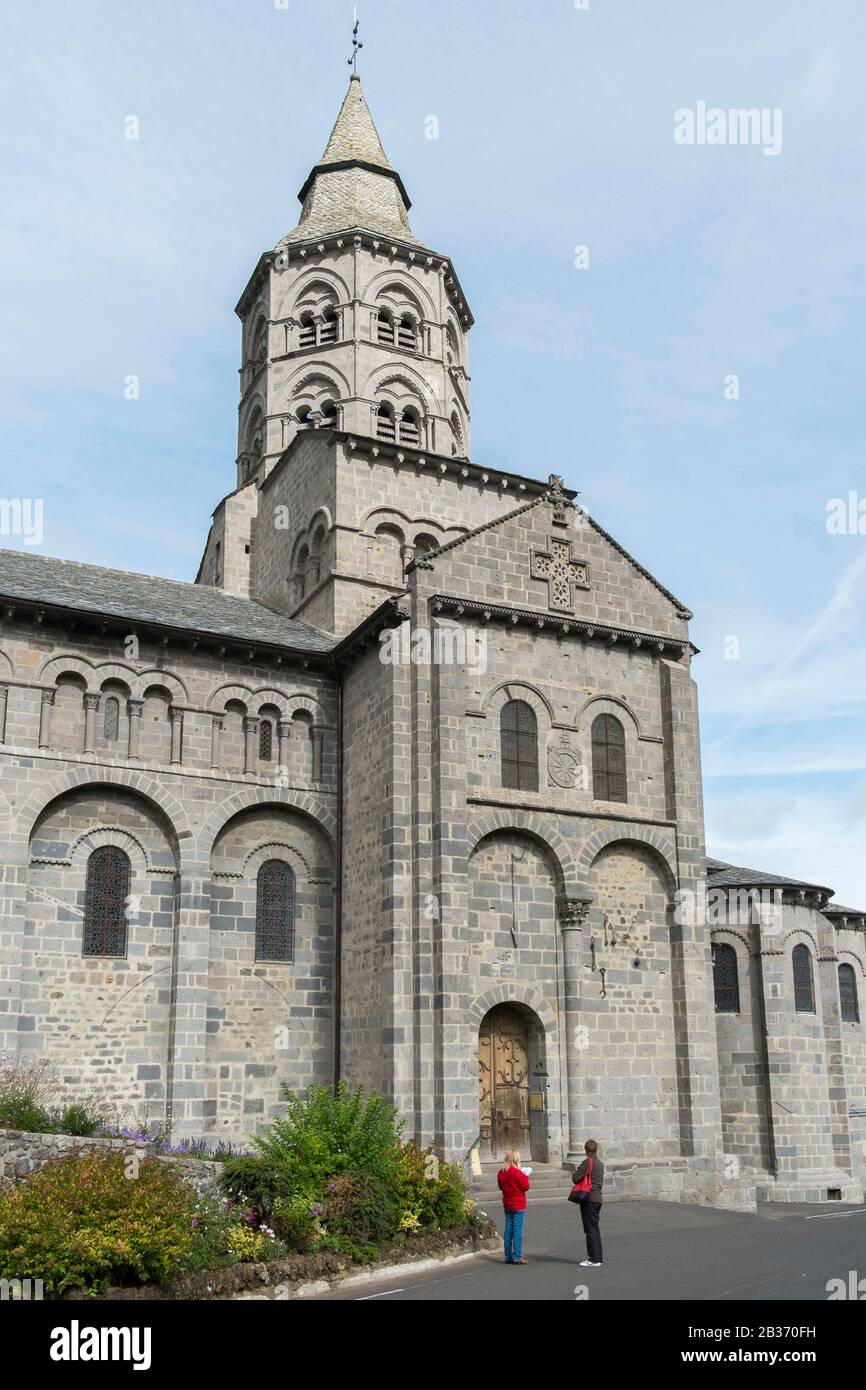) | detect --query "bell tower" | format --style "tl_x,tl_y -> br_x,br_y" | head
233,69 -> 474,490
